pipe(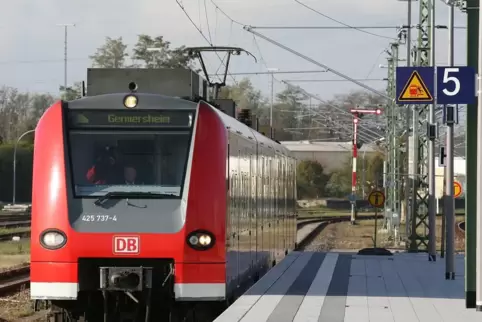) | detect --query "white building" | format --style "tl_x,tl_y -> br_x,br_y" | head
280,140 -> 380,173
